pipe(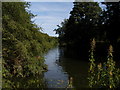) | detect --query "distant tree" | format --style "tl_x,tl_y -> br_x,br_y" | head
54,19 -> 68,45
